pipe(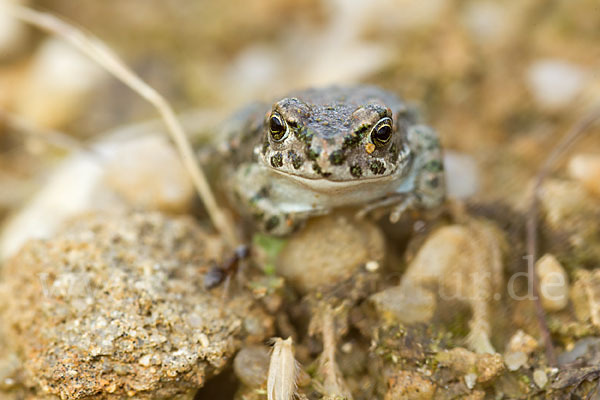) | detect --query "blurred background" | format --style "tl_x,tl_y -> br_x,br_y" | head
0,0 -> 599,237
